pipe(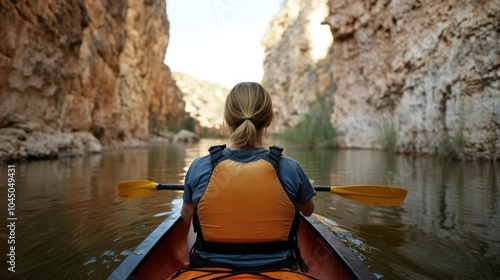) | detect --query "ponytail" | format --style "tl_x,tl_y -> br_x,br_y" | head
224,82 -> 273,147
